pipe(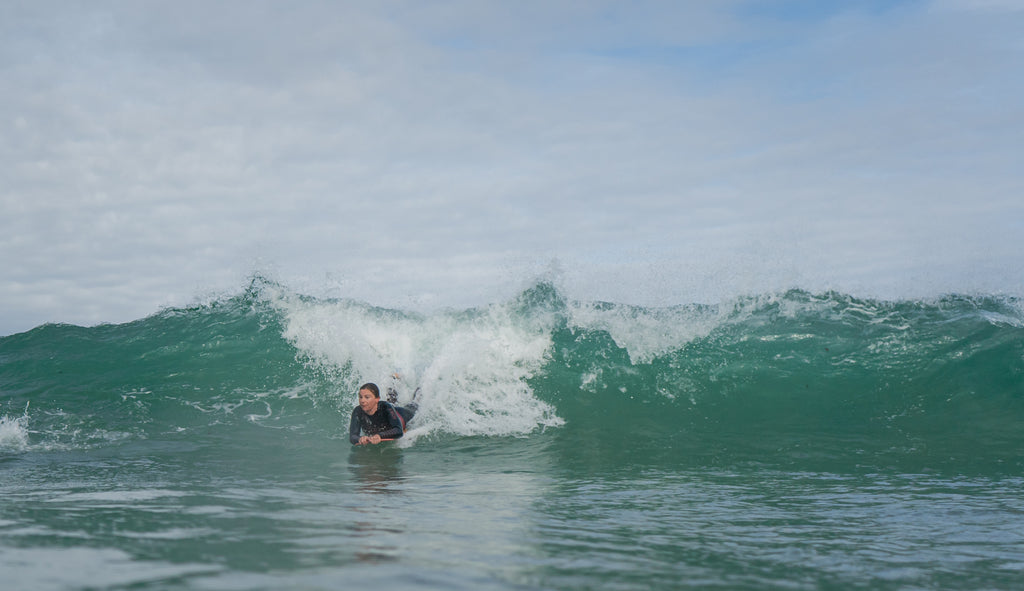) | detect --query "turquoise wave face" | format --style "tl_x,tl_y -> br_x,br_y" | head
2,281 -> 1022,473
537,290 -> 1024,472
